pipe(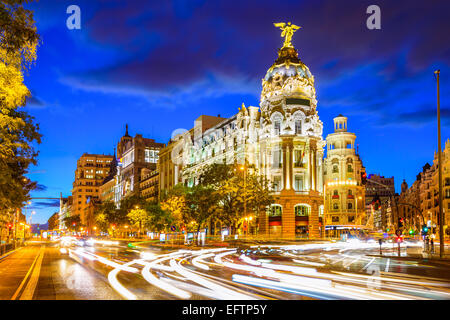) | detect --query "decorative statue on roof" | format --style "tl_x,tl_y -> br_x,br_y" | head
273,22 -> 301,48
